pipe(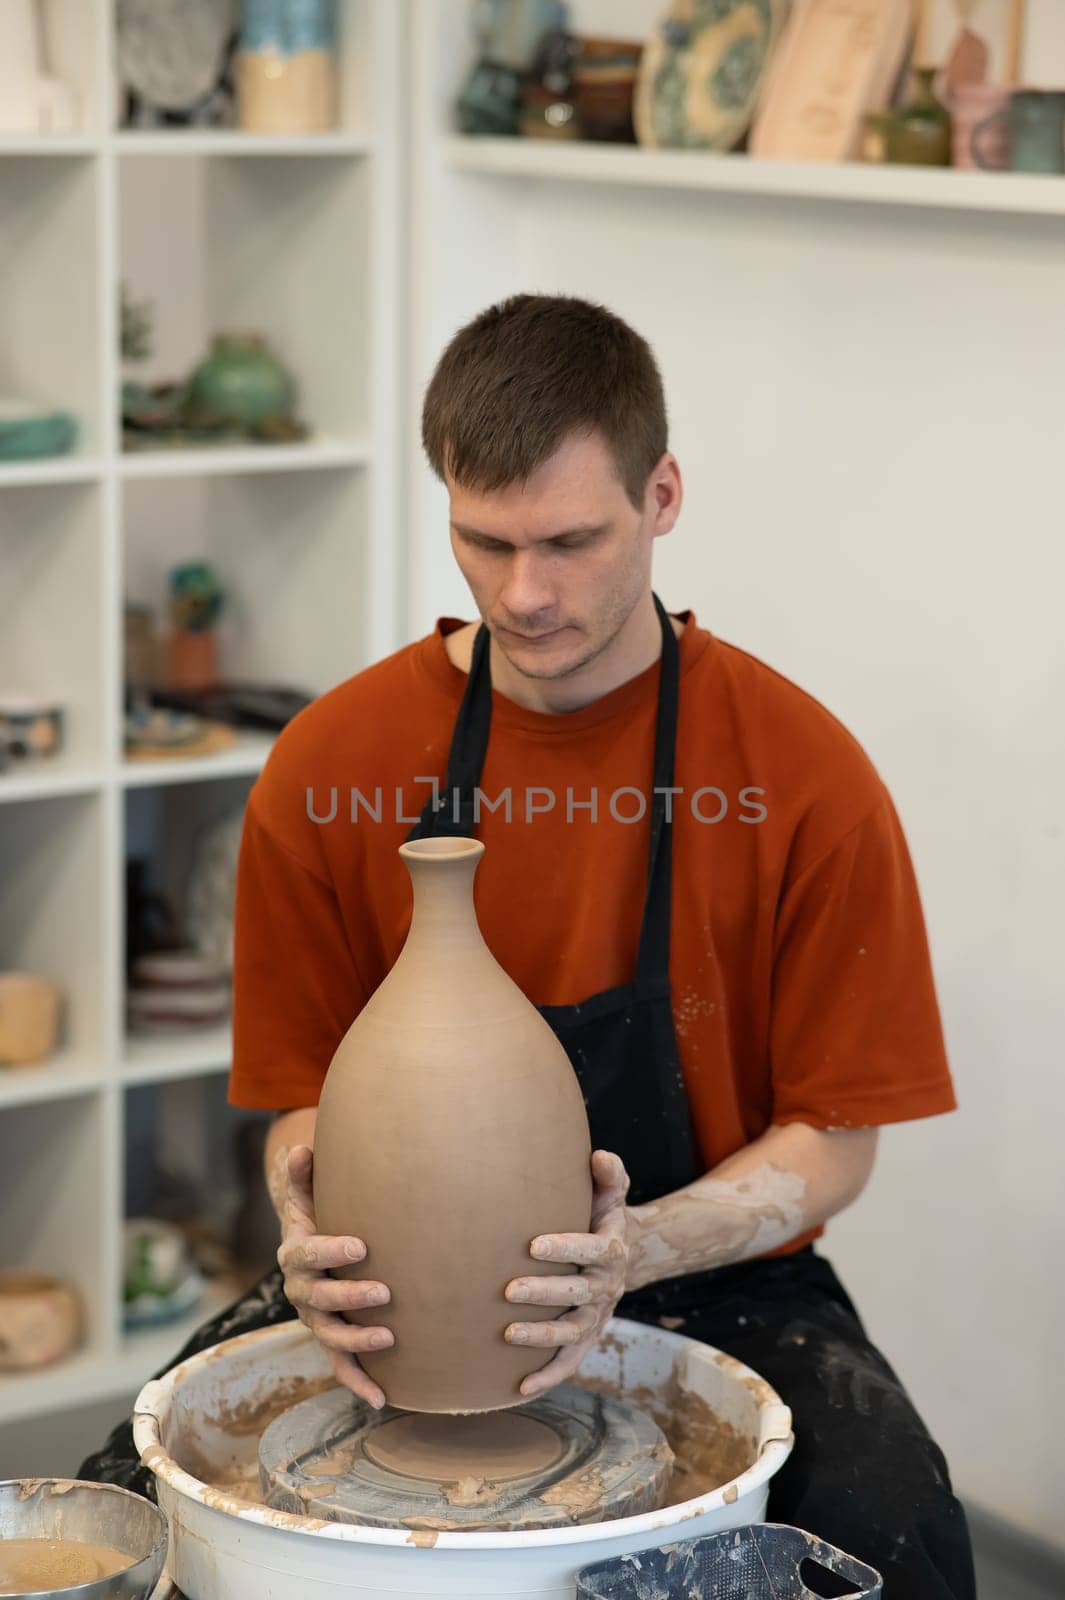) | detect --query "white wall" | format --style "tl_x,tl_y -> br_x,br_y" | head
410,0 -> 1065,1544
